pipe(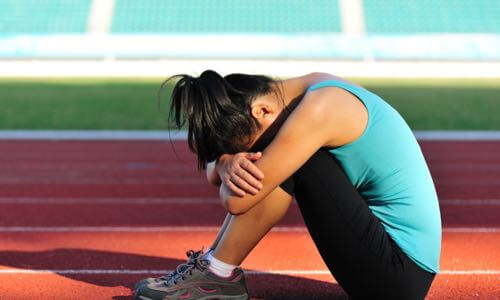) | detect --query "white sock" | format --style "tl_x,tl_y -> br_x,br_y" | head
201,248 -> 213,258
205,252 -> 237,277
